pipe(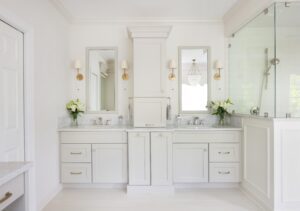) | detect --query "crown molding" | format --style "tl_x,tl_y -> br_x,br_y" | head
127,25 -> 172,38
